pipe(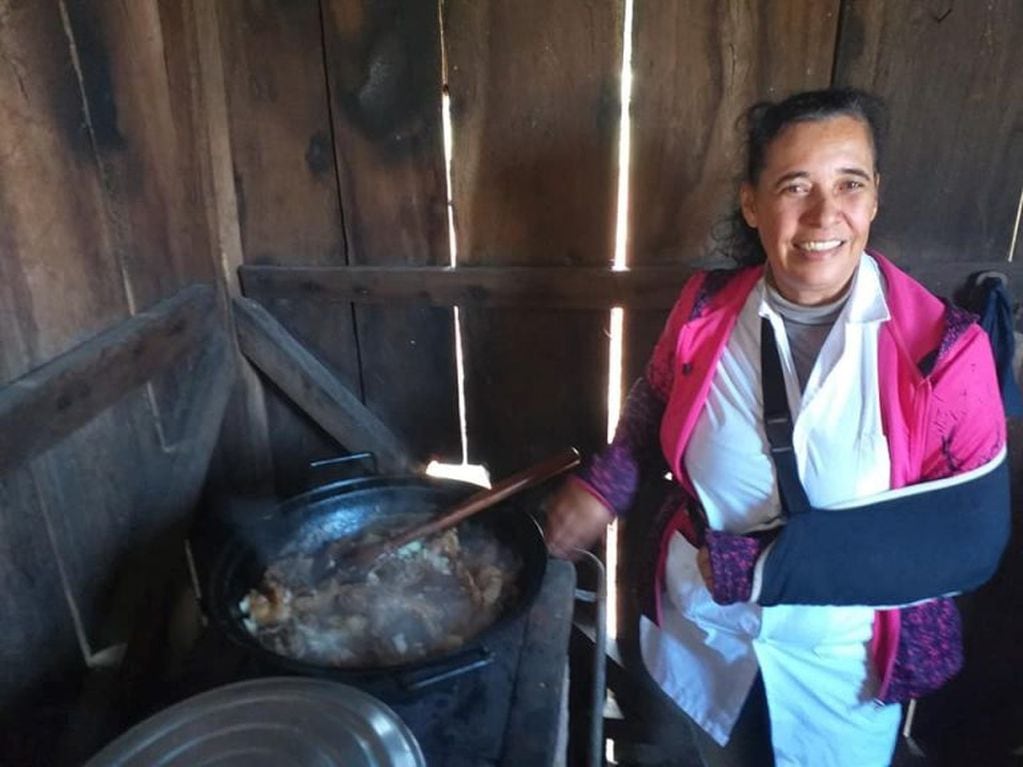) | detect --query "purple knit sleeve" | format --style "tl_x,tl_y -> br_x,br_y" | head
704,530 -> 767,604
880,598 -> 963,703
575,378 -> 667,515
